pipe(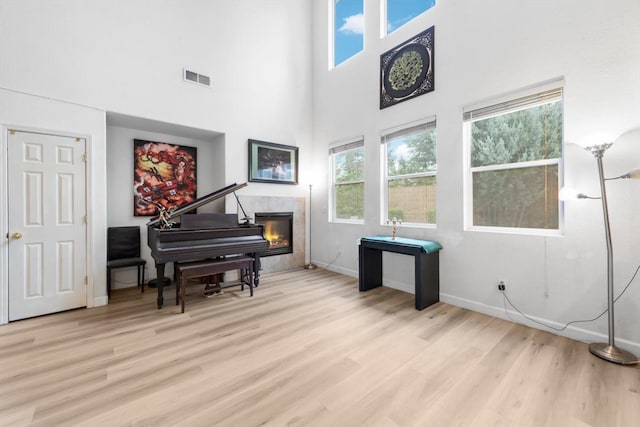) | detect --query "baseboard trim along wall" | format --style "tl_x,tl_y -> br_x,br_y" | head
440,293 -> 640,355
318,263 -> 640,354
